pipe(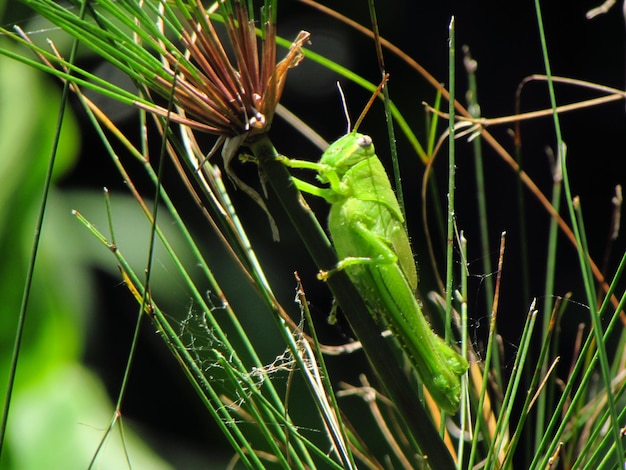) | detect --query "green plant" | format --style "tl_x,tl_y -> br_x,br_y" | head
1,1 -> 624,468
